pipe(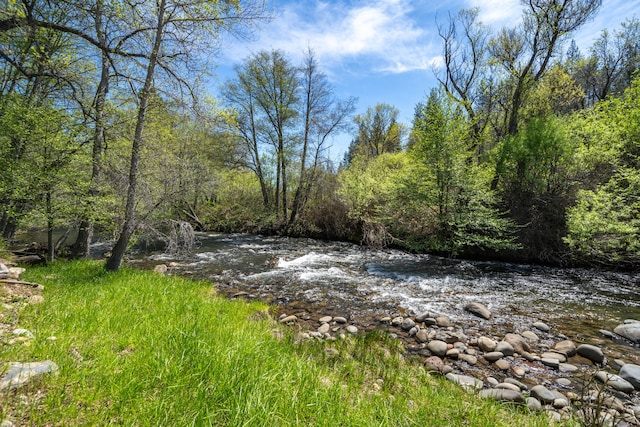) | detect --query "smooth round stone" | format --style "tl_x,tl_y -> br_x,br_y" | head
435,316 -> 452,328
577,344 -> 605,364
503,333 -> 530,354
458,354 -> 478,365
484,351 -> 504,362
391,317 -> 403,326
279,315 -> 297,323
541,358 -> 560,369
464,302 -> 492,320
541,351 -> 567,363
526,397 -> 542,412
496,382 -> 521,392
425,356 -> 445,373
408,326 -> 419,337
379,316 -> 392,323
596,371 -> 635,393
401,318 -> 416,331
557,378 -> 572,387
559,363 -> 579,373
415,311 -> 432,323
478,388 -> 524,403
334,317 -> 347,324
478,336 -> 497,352
615,323 -> 640,343
533,321 -> 550,332
504,378 -> 528,391
318,323 -> 331,334
446,348 -> 460,359
512,366 -> 526,378
445,373 -> 483,390
345,325 -> 358,334
521,330 -> 539,341
494,359 -> 511,371
600,329 -> 616,339
530,385 -> 555,403
415,329 -> 429,343
554,340 -> 577,357
486,377 -> 499,387
553,398 -> 569,409
319,316 -> 332,323
428,340 -> 448,357
495,341 -> 515,356
618,364 -> 640,390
